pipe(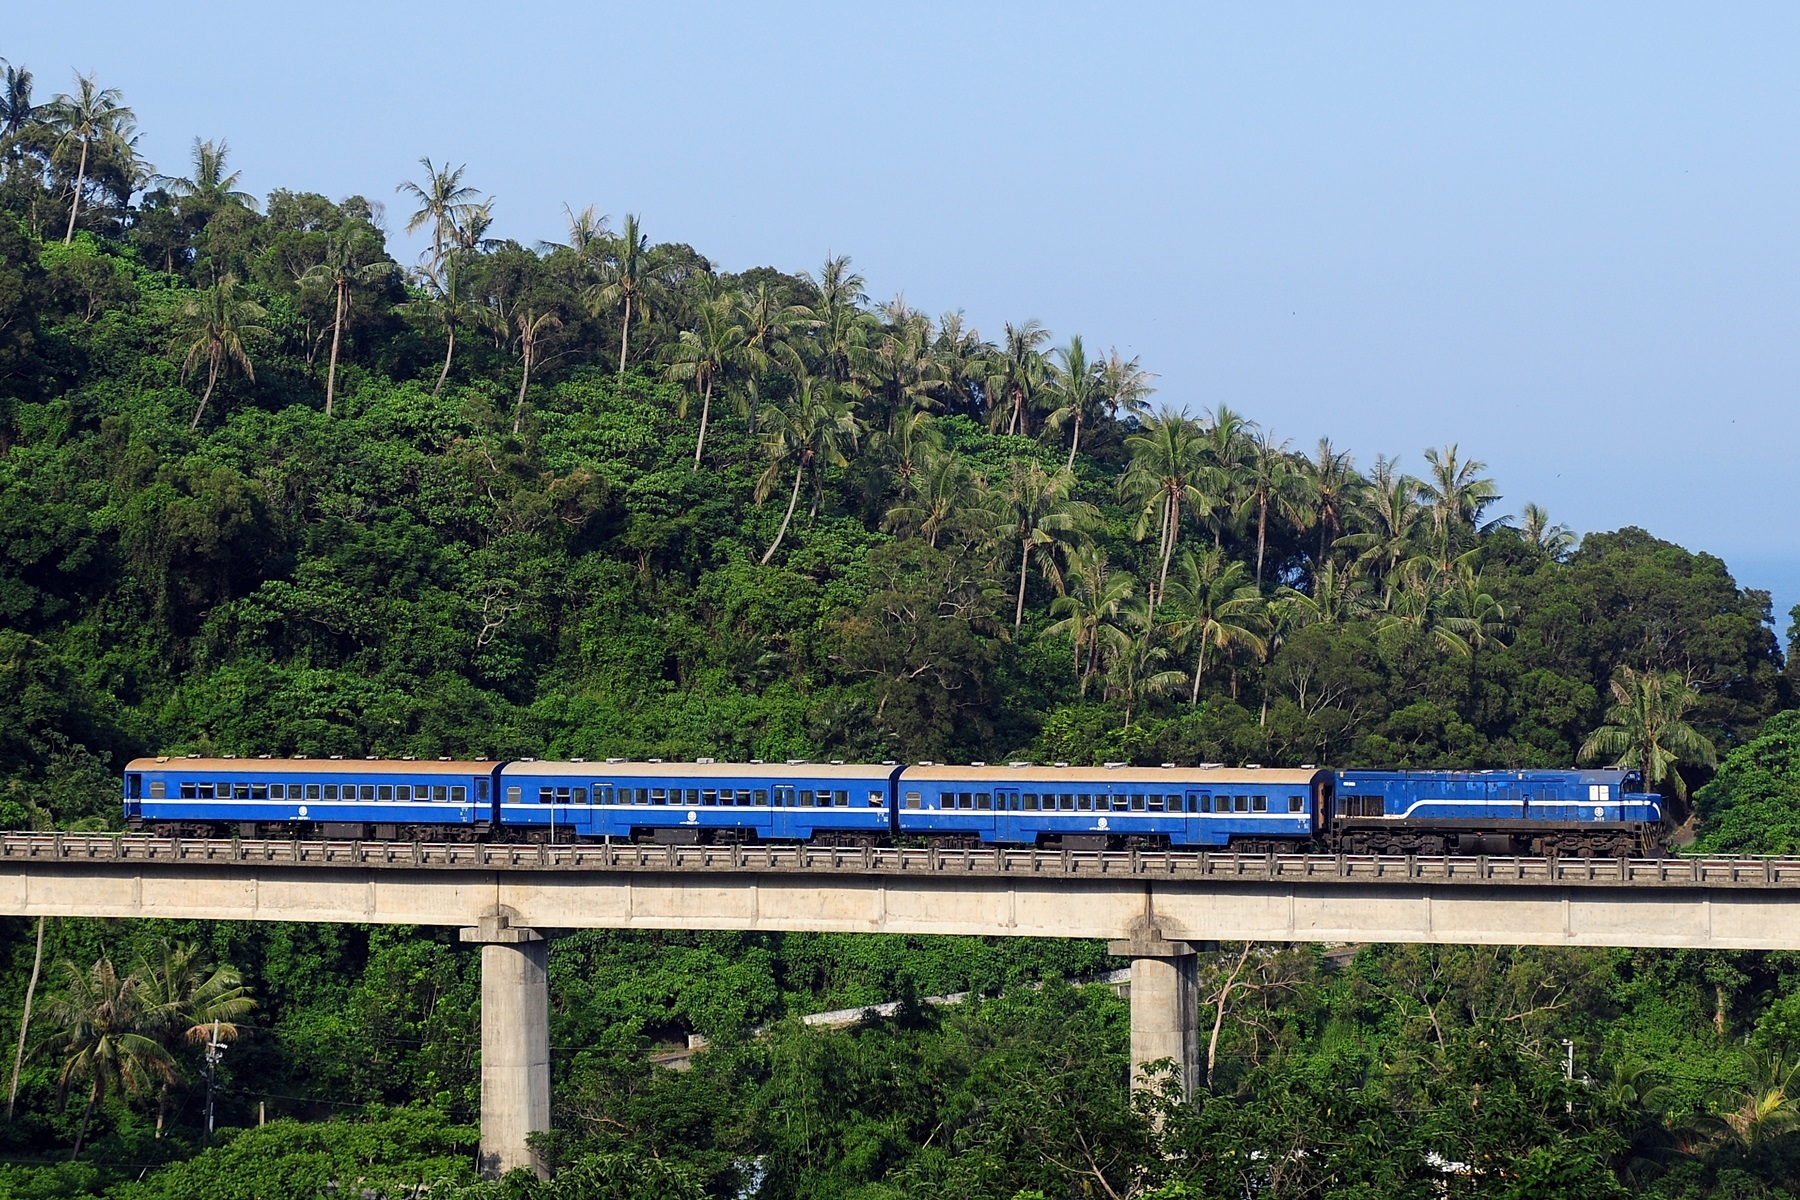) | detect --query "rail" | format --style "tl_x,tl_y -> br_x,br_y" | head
1,833 -> 1797,888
